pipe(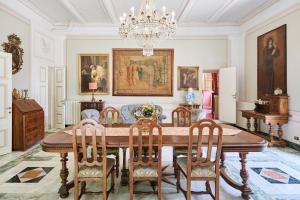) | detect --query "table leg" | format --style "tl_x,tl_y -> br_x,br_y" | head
254,119 -> 258,132
220,152 -> 252,200
58,153 -> 70,198
268,123 -> 274,142
277,123 -> 283,141
239,153 -> 252,200
121,147 -> 129,186
246,117 -> 251,131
